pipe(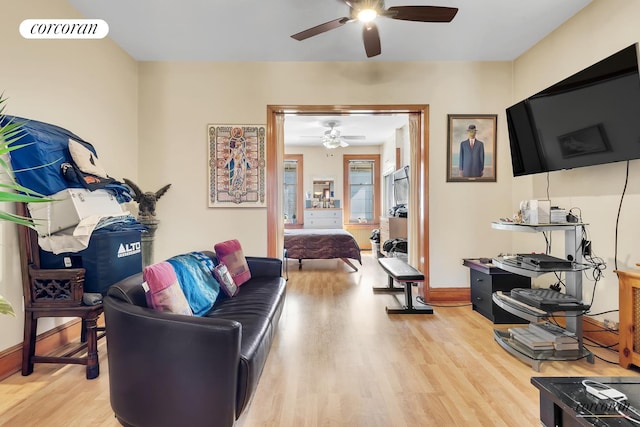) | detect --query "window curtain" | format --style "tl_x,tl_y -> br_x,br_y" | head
275,113 -> 285,258
408,113 -> 420,268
